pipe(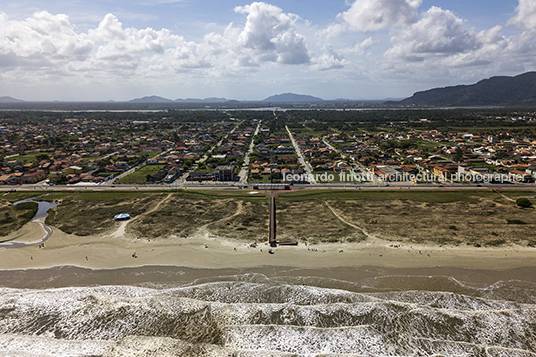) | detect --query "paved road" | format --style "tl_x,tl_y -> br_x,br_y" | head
286,125 -> 317,184
238,121 -> 261,184
198,124 -> 239,164
1,180 -> 532,192
106,148 -> 174,185
321,137 -> 382,185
